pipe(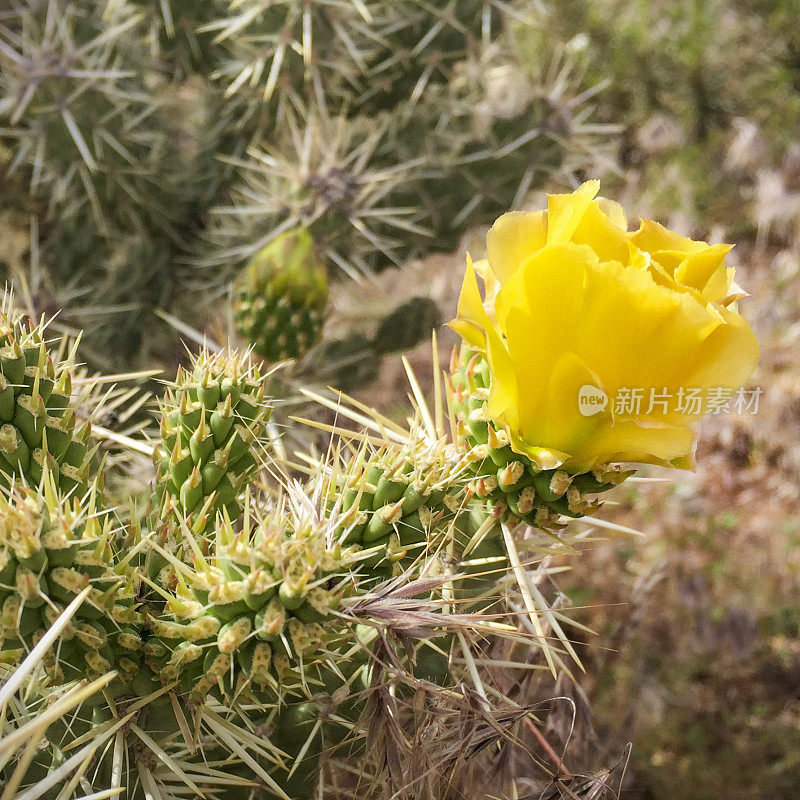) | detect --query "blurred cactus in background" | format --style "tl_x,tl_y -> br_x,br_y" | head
203,1 -> 610,275
0,0 -> 612,372
372,295 -> 442,355
295,293 -> 443,395
233,227 -> 329,363
0,0 -> 202,366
